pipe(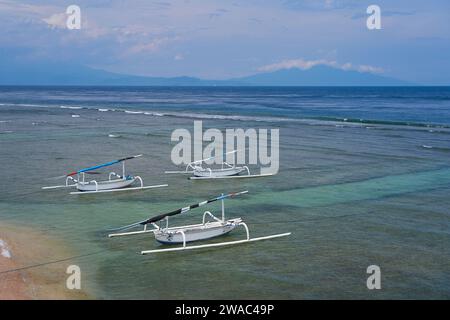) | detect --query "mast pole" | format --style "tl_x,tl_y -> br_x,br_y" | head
221,193 -> 225,222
